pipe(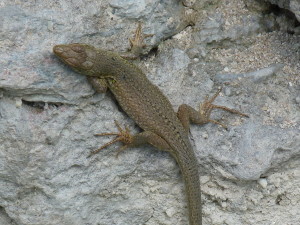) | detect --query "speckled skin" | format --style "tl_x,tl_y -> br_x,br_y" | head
53,40 -> 247,224
53,43 -> 202,224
